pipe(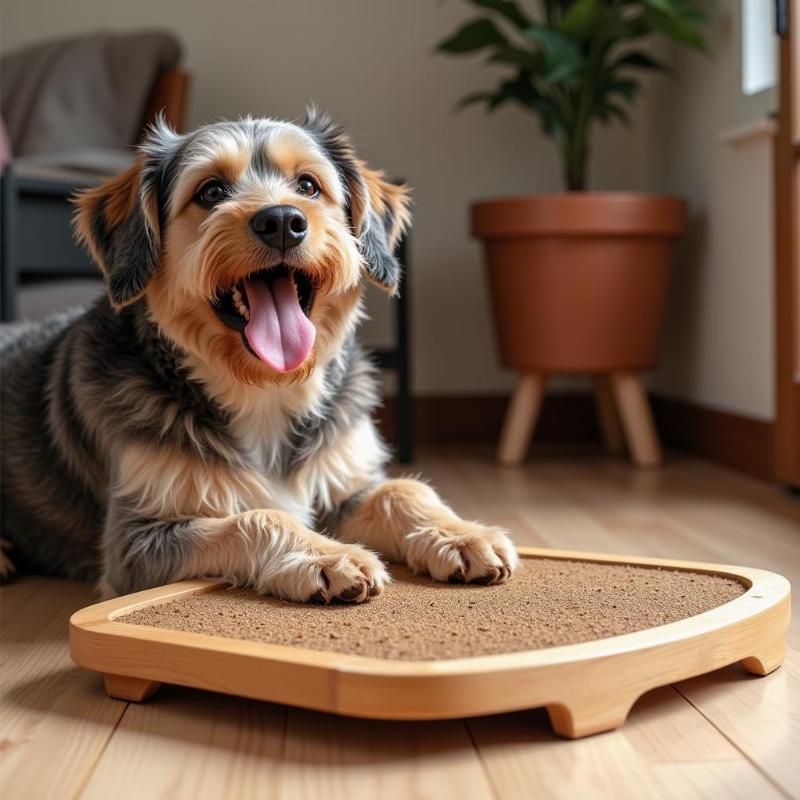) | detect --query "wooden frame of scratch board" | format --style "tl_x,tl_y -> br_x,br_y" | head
69,547 -> 790,739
